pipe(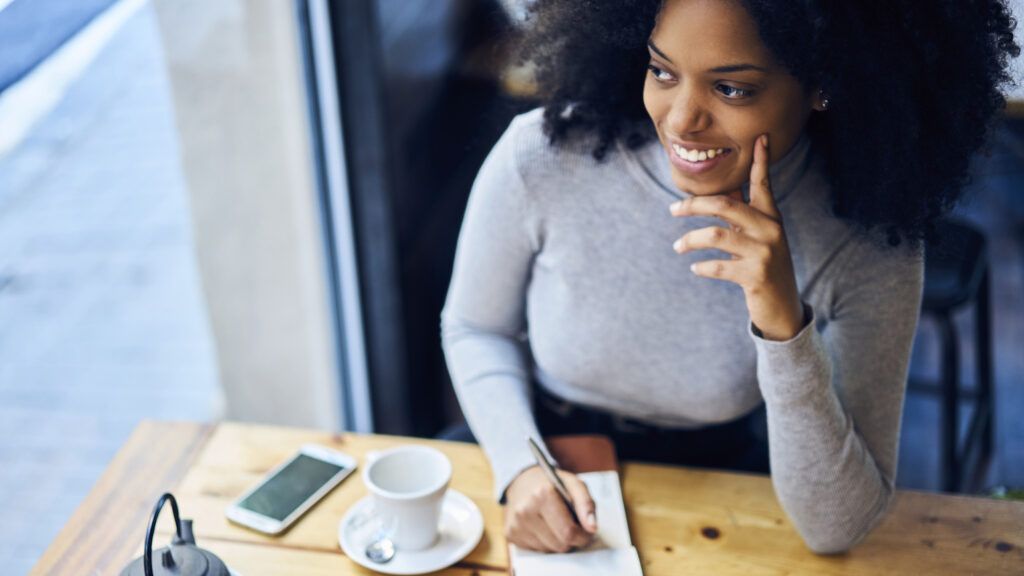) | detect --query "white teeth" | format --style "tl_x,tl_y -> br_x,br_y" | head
672,143 -> 727,163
